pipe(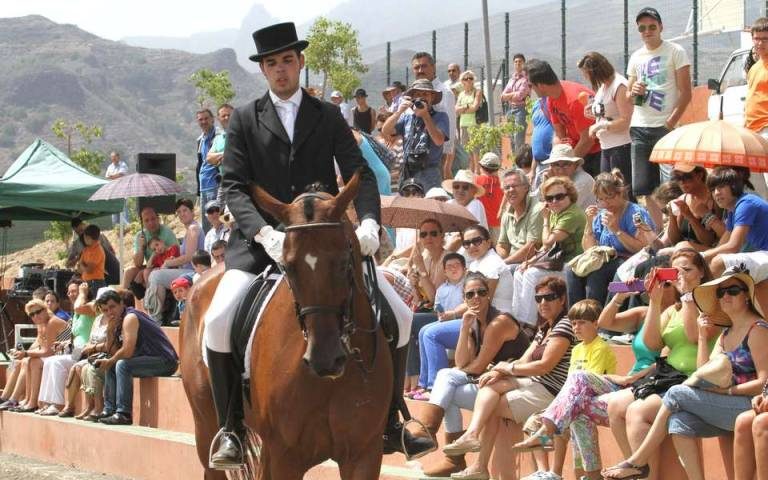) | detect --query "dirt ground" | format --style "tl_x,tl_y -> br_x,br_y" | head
0,453 -> 130,480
